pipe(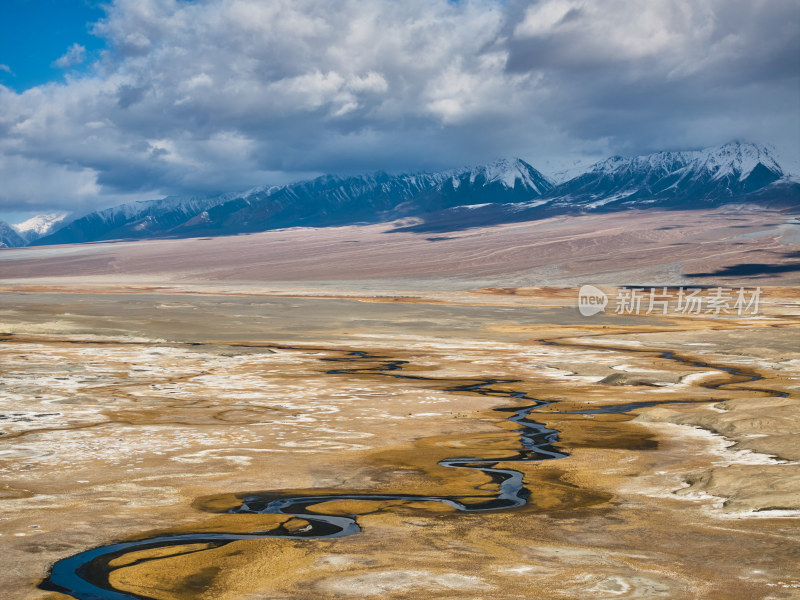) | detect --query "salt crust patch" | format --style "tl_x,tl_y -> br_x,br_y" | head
677,371 -> 720,385
317,570 -> 493,595
640,422 -> 789,474
611,364 -> 664,373
632,422 -> 800,518
3,337 -> 442,474
0,320 -> 83,334
582,338 -> 644,347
